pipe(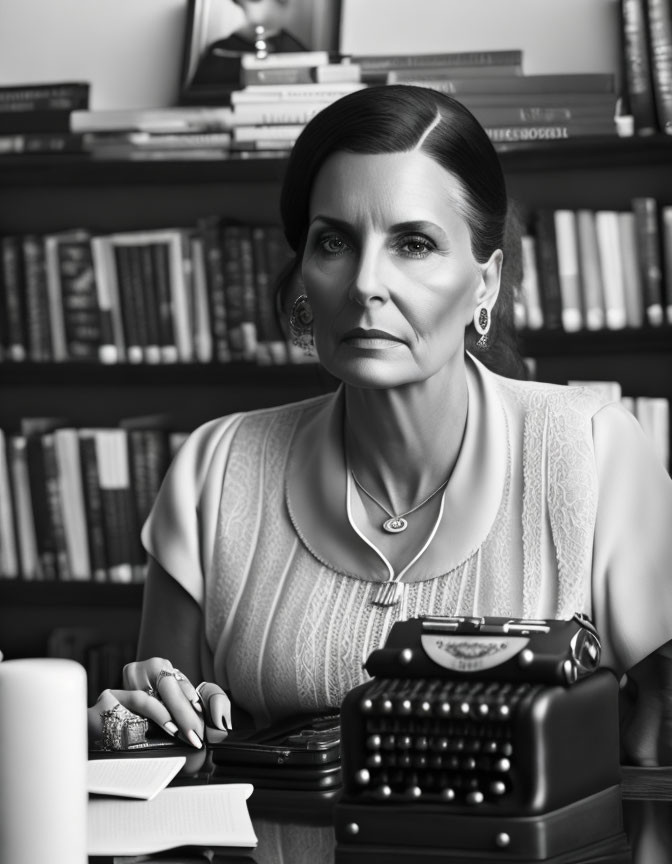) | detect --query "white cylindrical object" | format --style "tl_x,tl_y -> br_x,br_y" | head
0,658 -> 88,864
